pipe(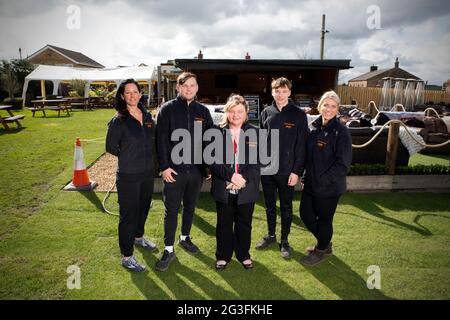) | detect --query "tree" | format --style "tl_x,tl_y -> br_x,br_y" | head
0,59 -> 34,99
0,60 -> 20,99
69,79 -> 88,97
12,59 -> 34,84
